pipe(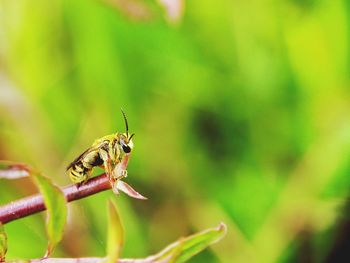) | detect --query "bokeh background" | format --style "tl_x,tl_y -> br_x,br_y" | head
1,0 -> 350,262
